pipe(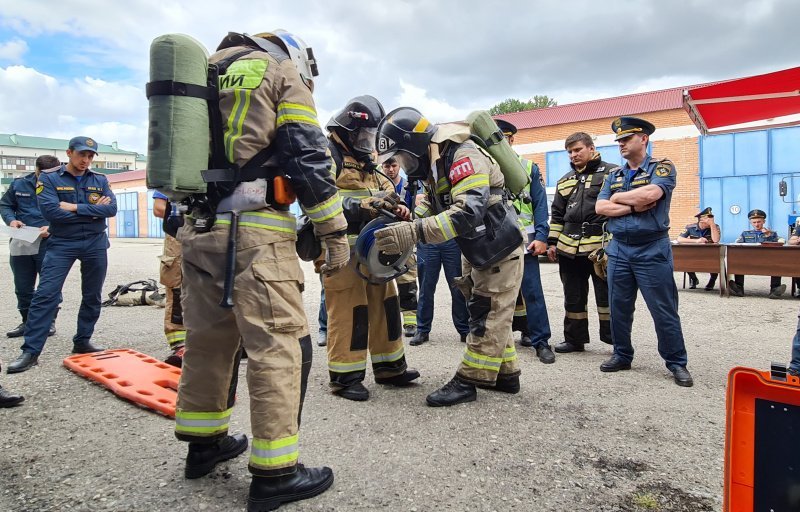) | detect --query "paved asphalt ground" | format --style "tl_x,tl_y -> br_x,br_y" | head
1,237 -> 798,511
